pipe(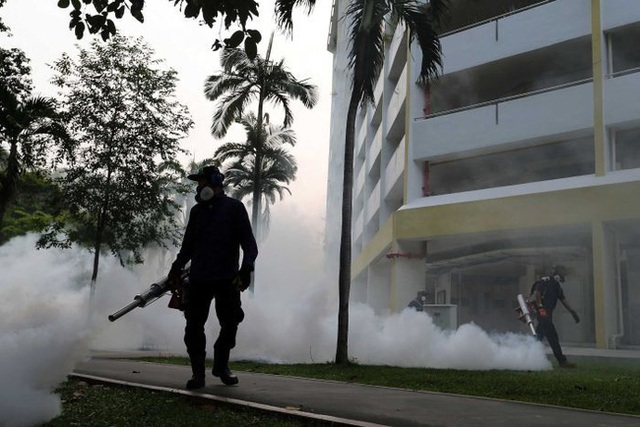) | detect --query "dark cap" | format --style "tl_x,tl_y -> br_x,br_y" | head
187,166 -> 224,187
